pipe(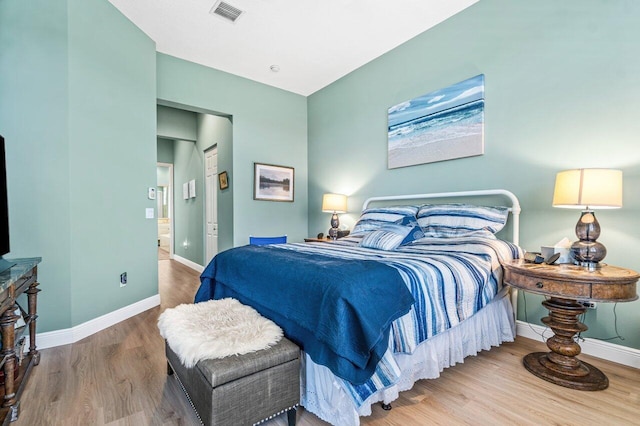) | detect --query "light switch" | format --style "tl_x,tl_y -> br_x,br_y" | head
146,208 -> 154,219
